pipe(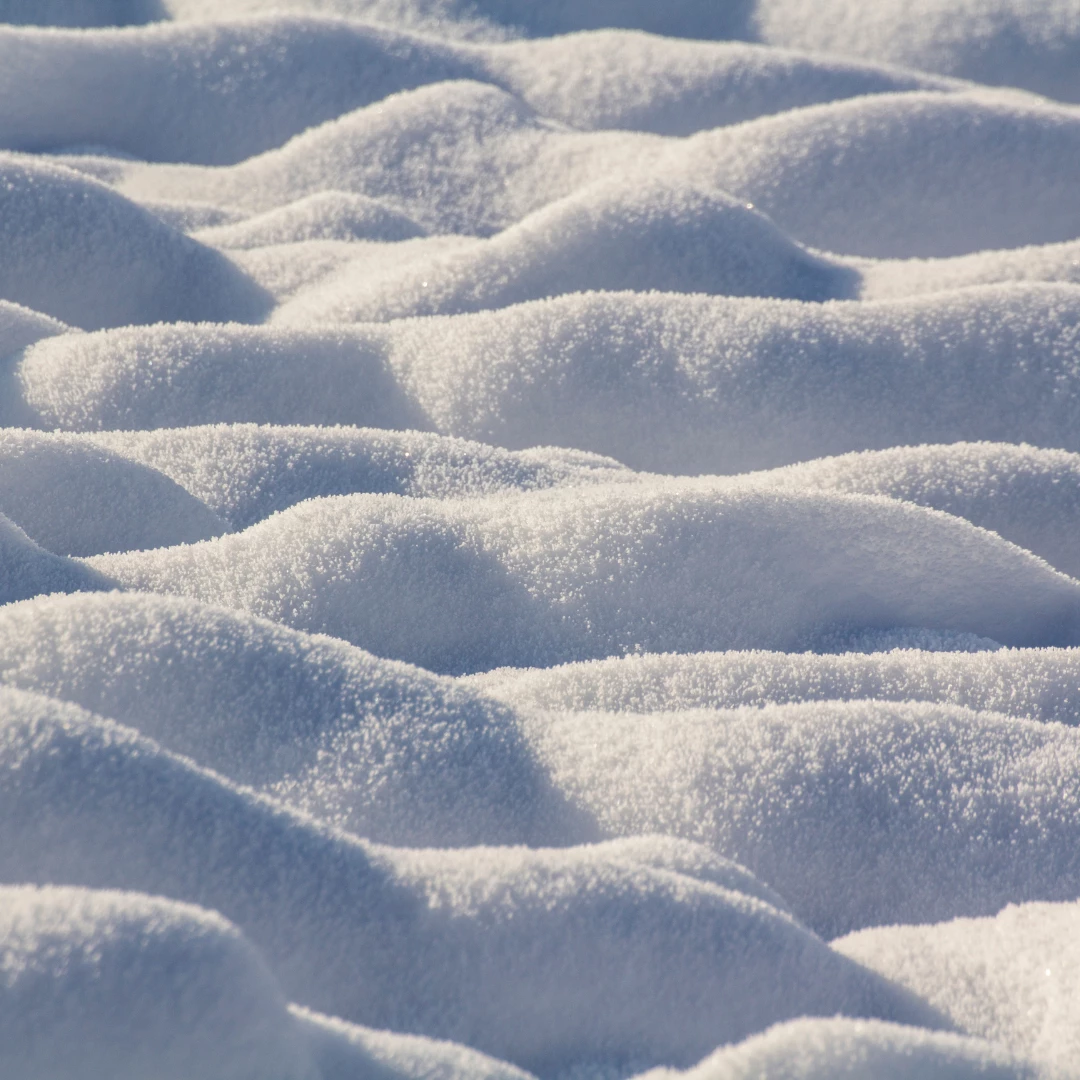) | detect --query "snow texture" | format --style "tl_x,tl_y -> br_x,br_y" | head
5,1 -> 1080,1076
